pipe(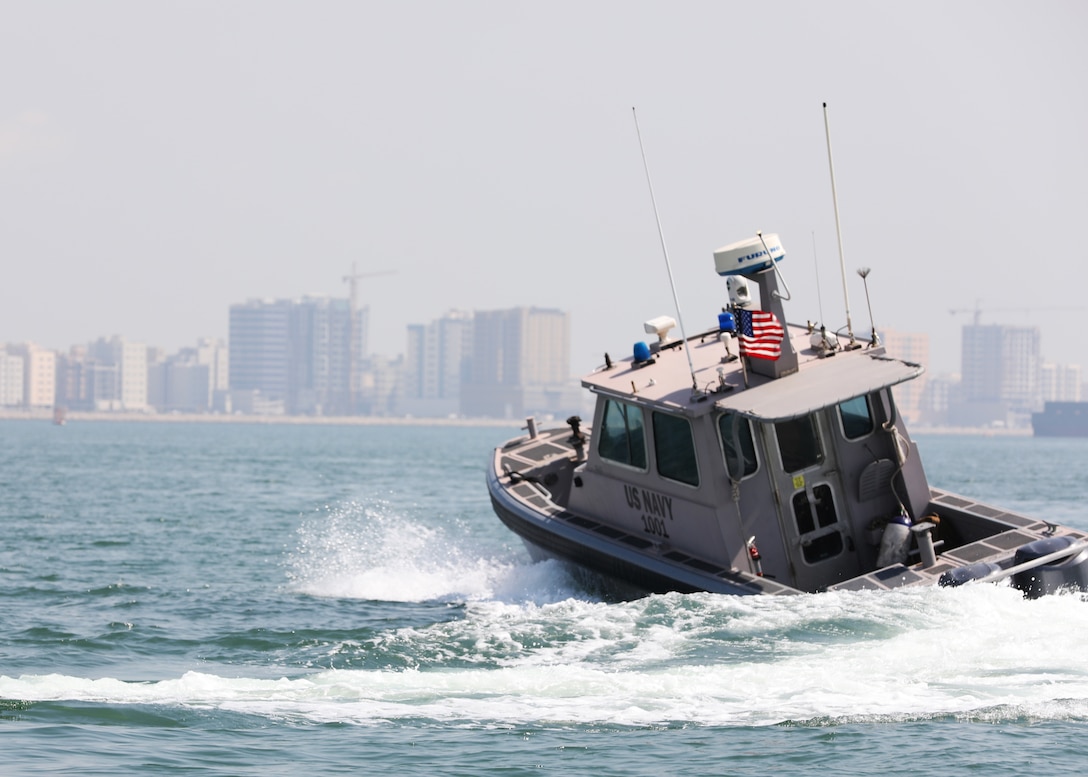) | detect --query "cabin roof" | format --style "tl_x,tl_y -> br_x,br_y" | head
582,320 -> 924,421
713,350 -> 923,421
